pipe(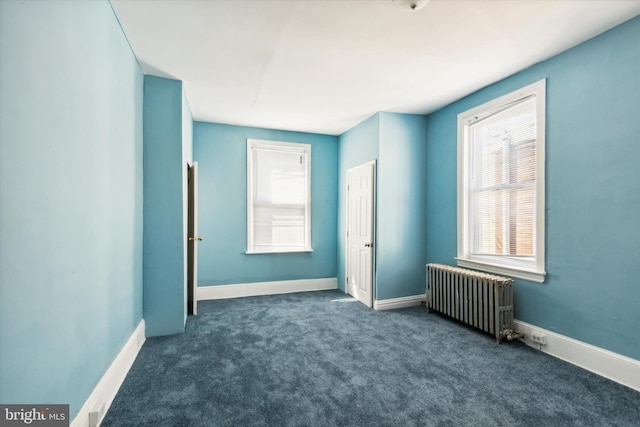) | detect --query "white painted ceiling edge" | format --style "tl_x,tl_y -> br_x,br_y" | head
110,0 -> 640,136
